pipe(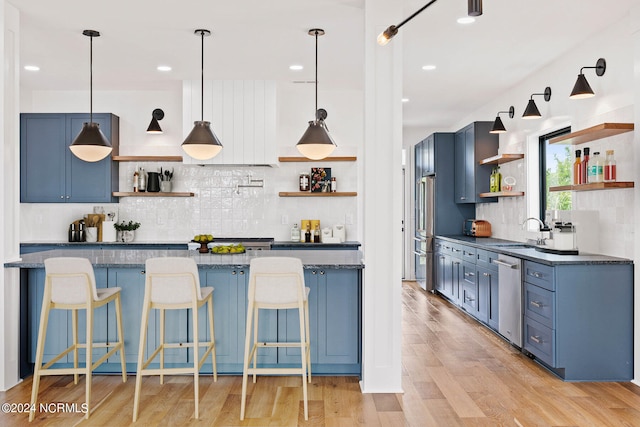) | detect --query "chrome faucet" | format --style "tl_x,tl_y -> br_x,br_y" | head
521,217 -> 545,231
522,217 -> 548,245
